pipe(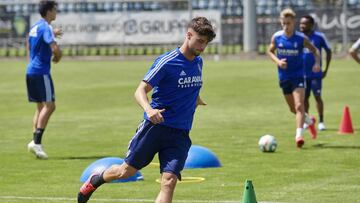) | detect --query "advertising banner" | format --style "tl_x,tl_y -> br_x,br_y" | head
31,10 -> 221,45
0,14 -> 13,38
308,9 -> 360,42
